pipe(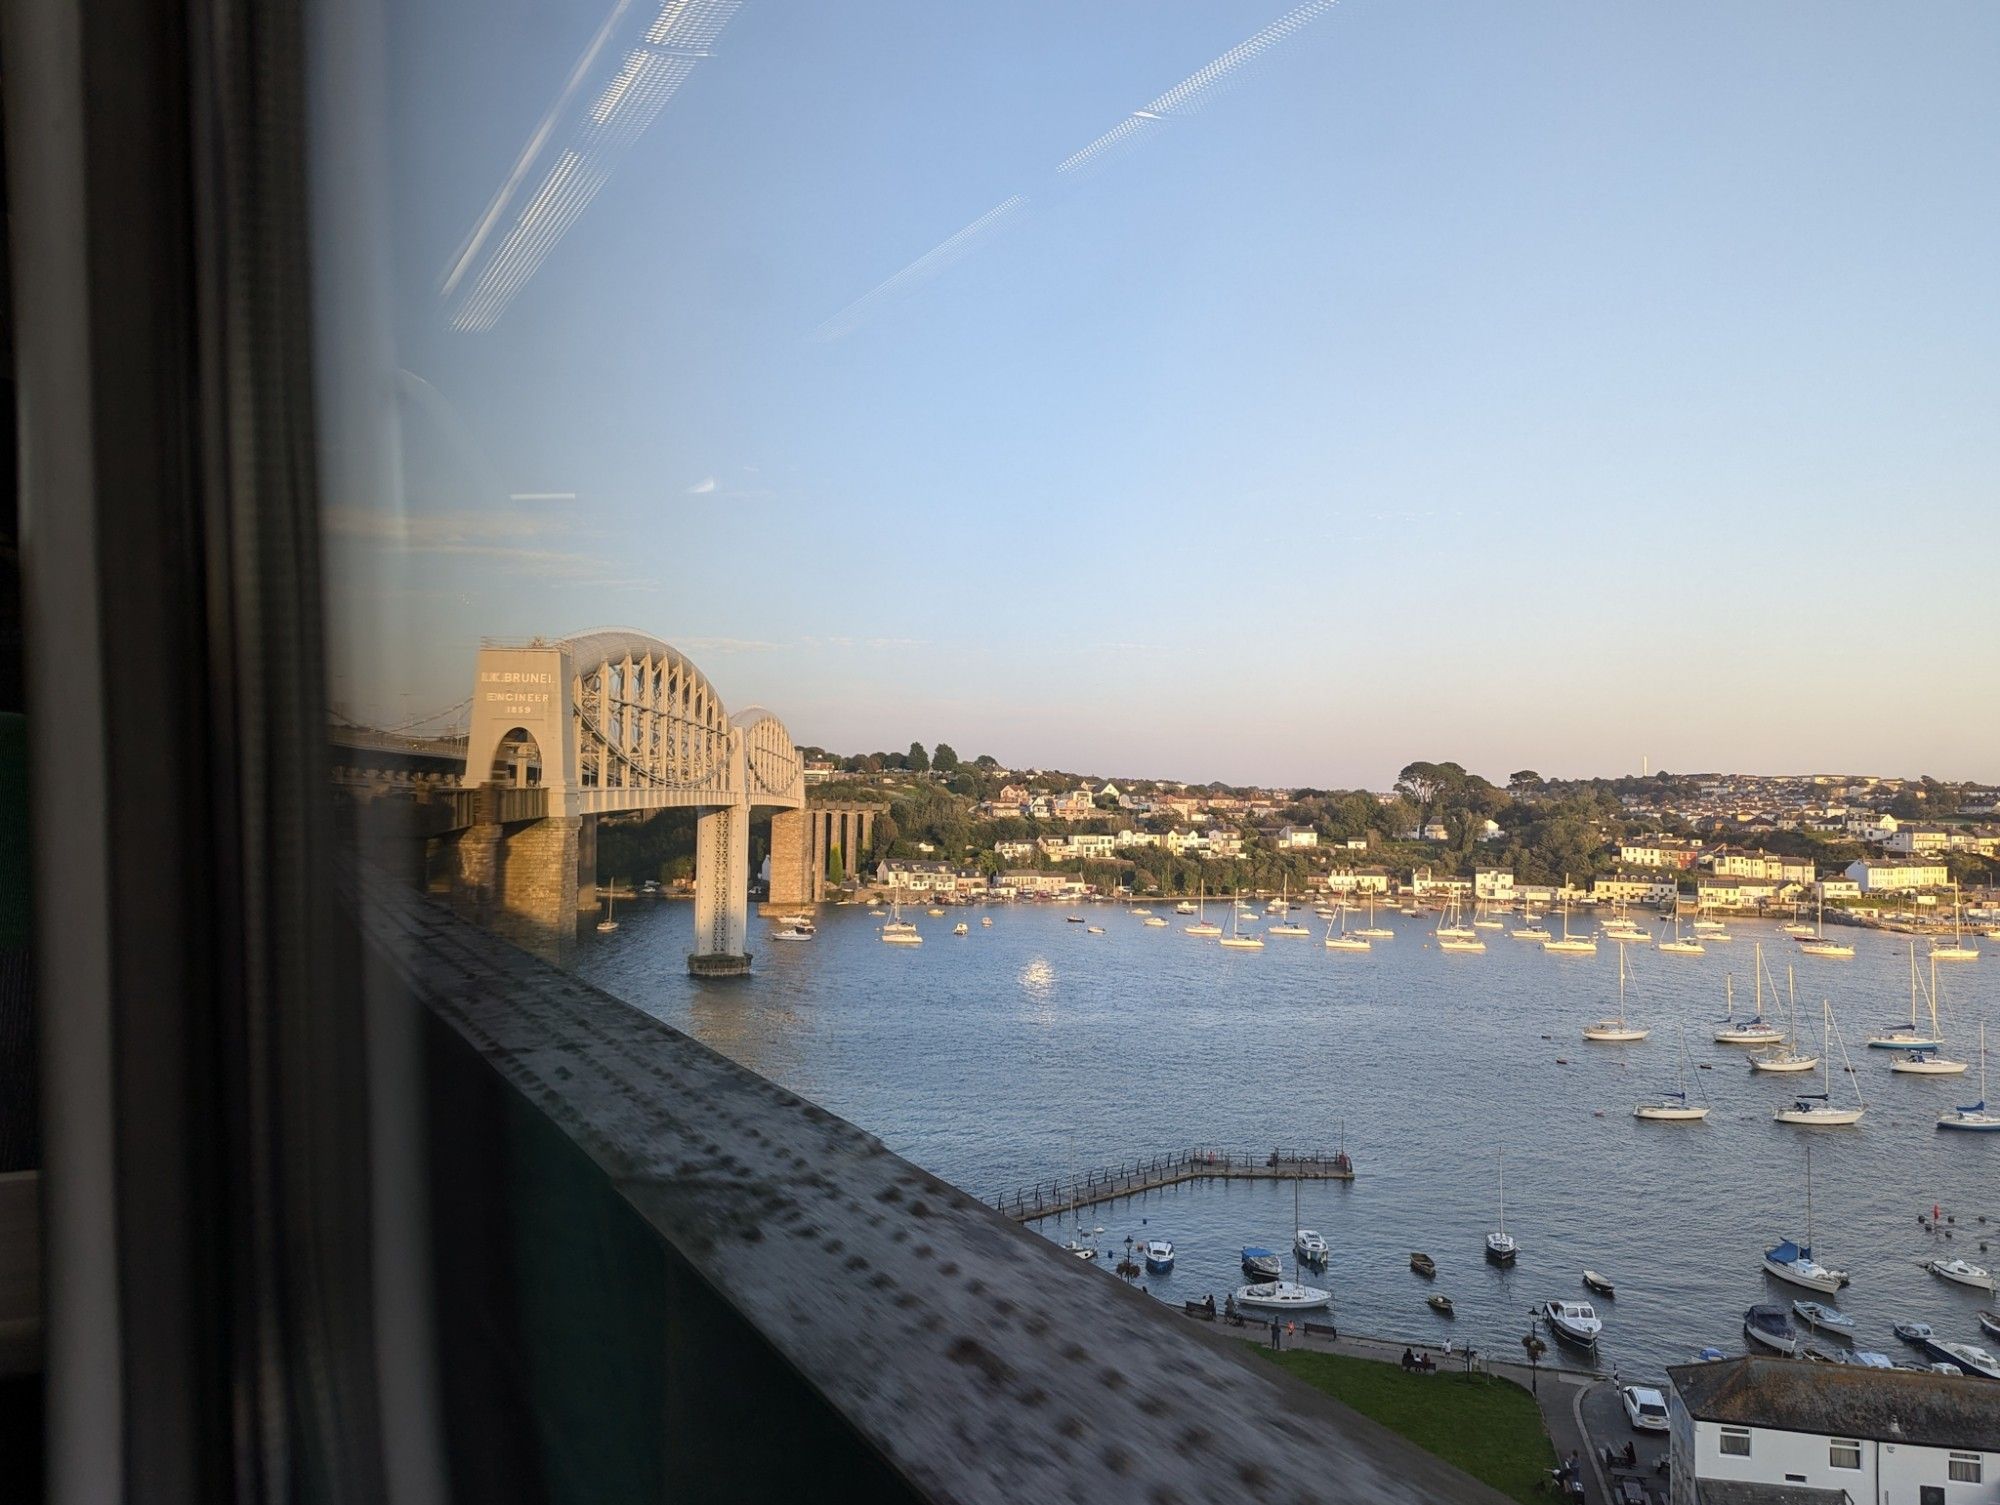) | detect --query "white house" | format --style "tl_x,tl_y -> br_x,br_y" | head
875,859 -> 958,893
1113,829 -> 1161,850
1204,828 -> 1244,859
1593,873 -> 1678,906
1322,868 -> 1392,895
1067,832 -> 1116,862
1846,858 -> 1951,894
1474,868 -> 1516,902
1668,1355 -> 1999,1505
1275,824 -> 1319,850
993,840 -> 1035,863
